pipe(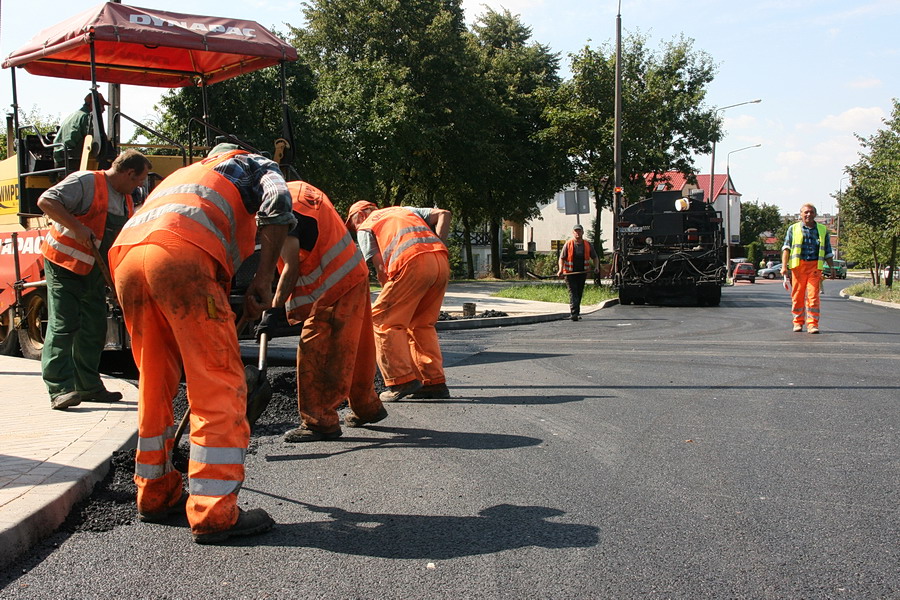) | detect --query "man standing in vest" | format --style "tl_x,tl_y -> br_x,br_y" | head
109,144 -> 295,544
345,202 -> 452,402
272,181 -> 387,442
37,149 -> 151,410
53,91 -> 110,173
557,223 -> 599,321
780,203 -> 835,334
